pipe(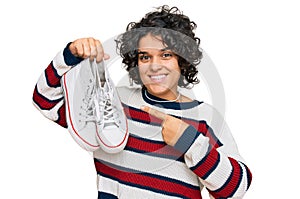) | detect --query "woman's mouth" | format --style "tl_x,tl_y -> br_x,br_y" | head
149,74 -> 167,83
